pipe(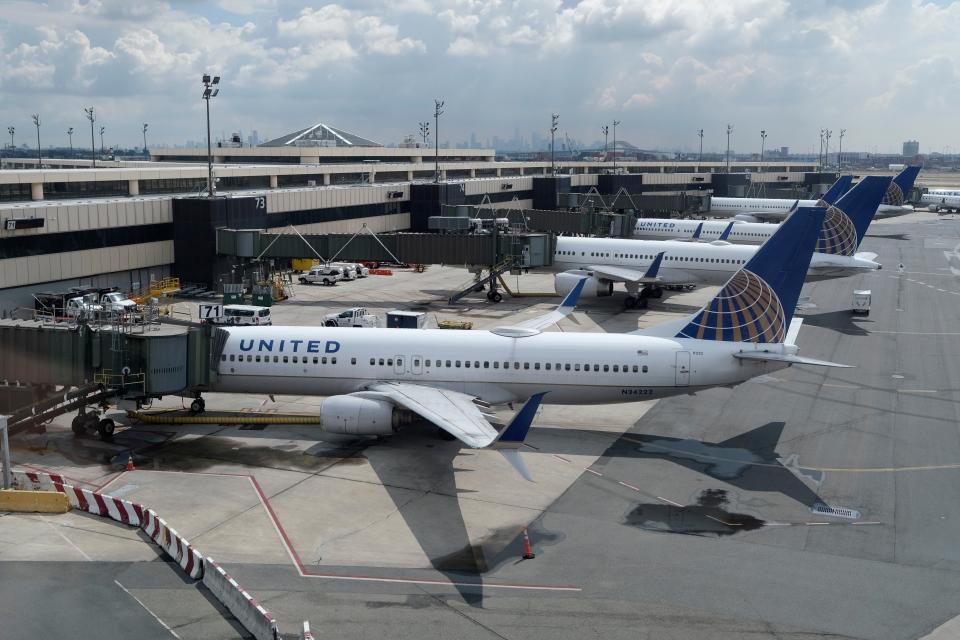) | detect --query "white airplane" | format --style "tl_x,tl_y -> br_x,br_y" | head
554,177 -> 890,308
203,207 -> 841,478
707,167 -> 919,222
922,192 -> 960,213
632,175 -> 888,246
925,188 -> 960,196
